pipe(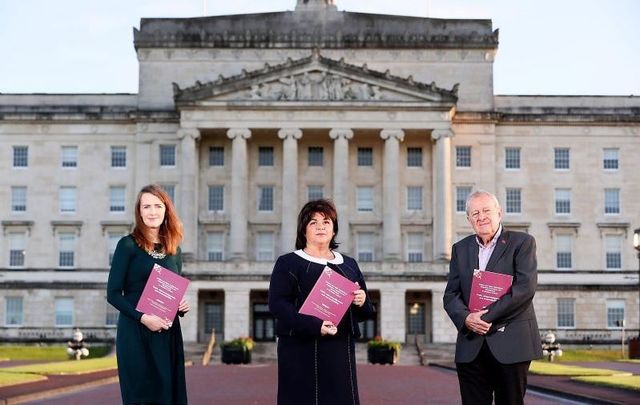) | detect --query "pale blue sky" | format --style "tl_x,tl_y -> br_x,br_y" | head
1,0 -> 638,95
